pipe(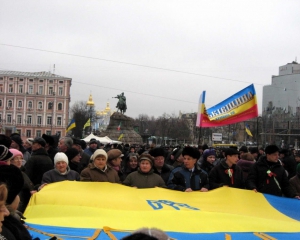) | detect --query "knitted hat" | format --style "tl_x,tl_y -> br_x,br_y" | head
89,138 -> 98,145
91,149 -> 108,161
0,164 -> 24,205
149,147 -> 165,158
107,149 -> 124,161
138,154 -> 154,166
65,148 -> 79,161
0,145 -> 13,162
265,145 -> 279,155
54,152 -> 69,165
9,148 -> 23,158
10,134 -> 23,147
203,149 -> 216,159
182,147 -> 200,159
